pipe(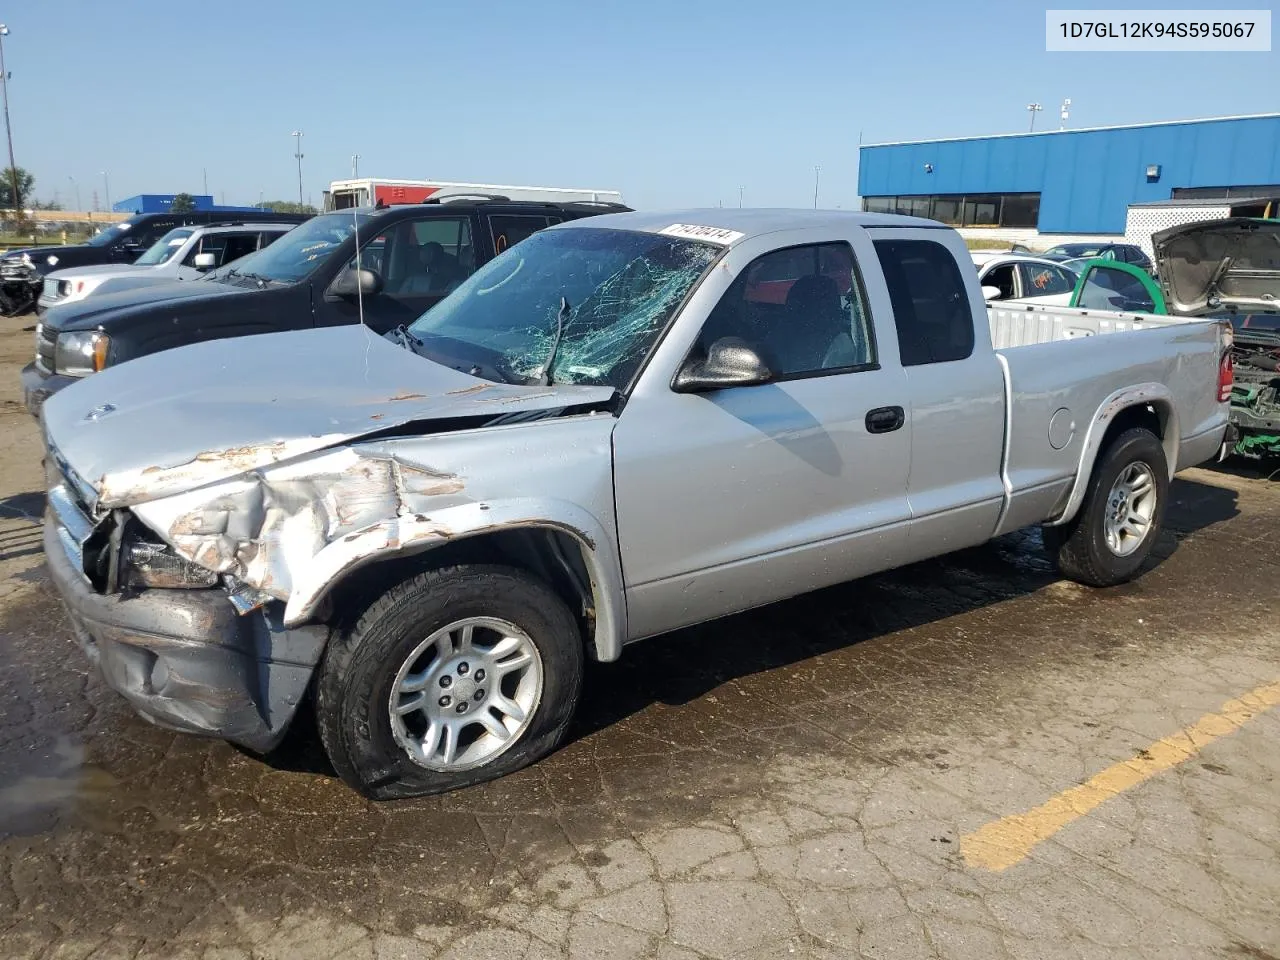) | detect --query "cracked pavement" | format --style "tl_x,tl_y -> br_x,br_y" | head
0,314 -> 1278,959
